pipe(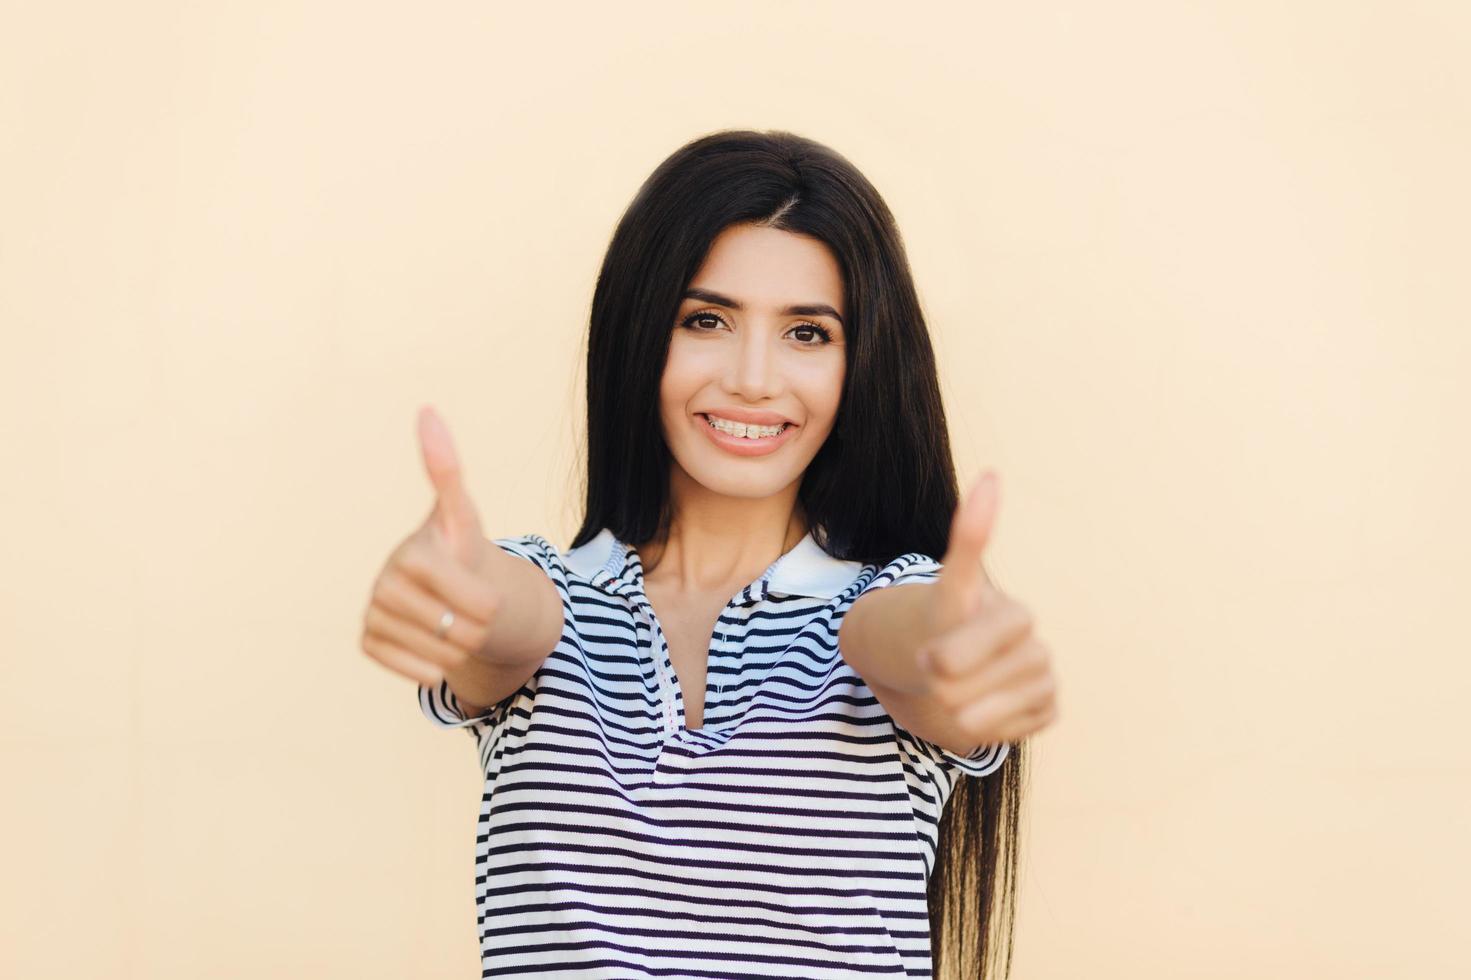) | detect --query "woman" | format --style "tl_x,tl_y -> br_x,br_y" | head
362,129 -> 1059,979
